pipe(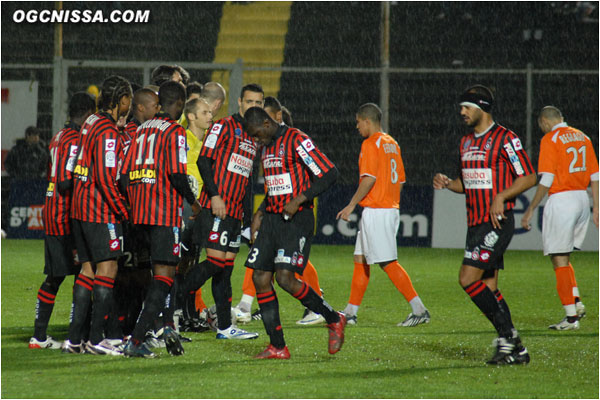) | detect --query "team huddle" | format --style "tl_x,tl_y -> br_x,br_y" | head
30,66 -> 599,364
